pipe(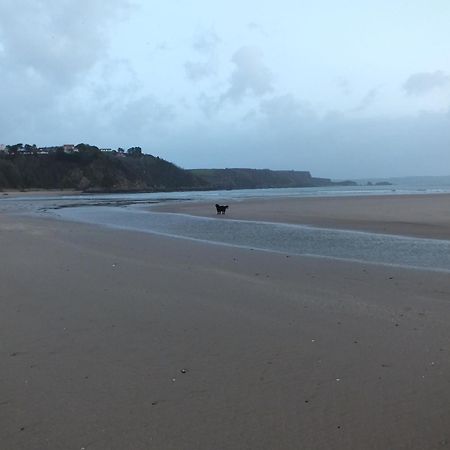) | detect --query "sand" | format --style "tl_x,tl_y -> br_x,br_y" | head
153,193 -> 450,240
1,195 -> 450,449
0,189 -> 80,198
